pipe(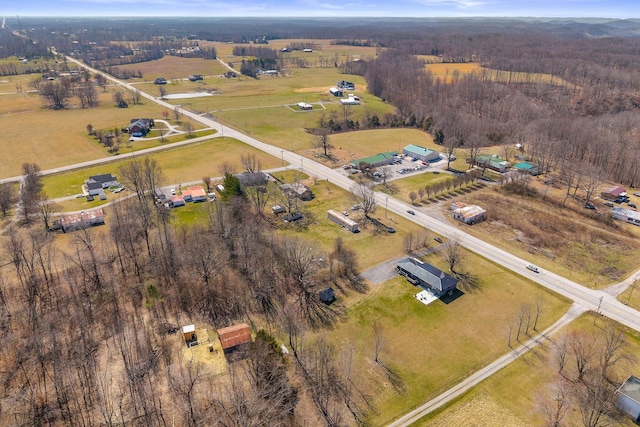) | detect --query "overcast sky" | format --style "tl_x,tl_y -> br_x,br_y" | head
1,0 -> 638,19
